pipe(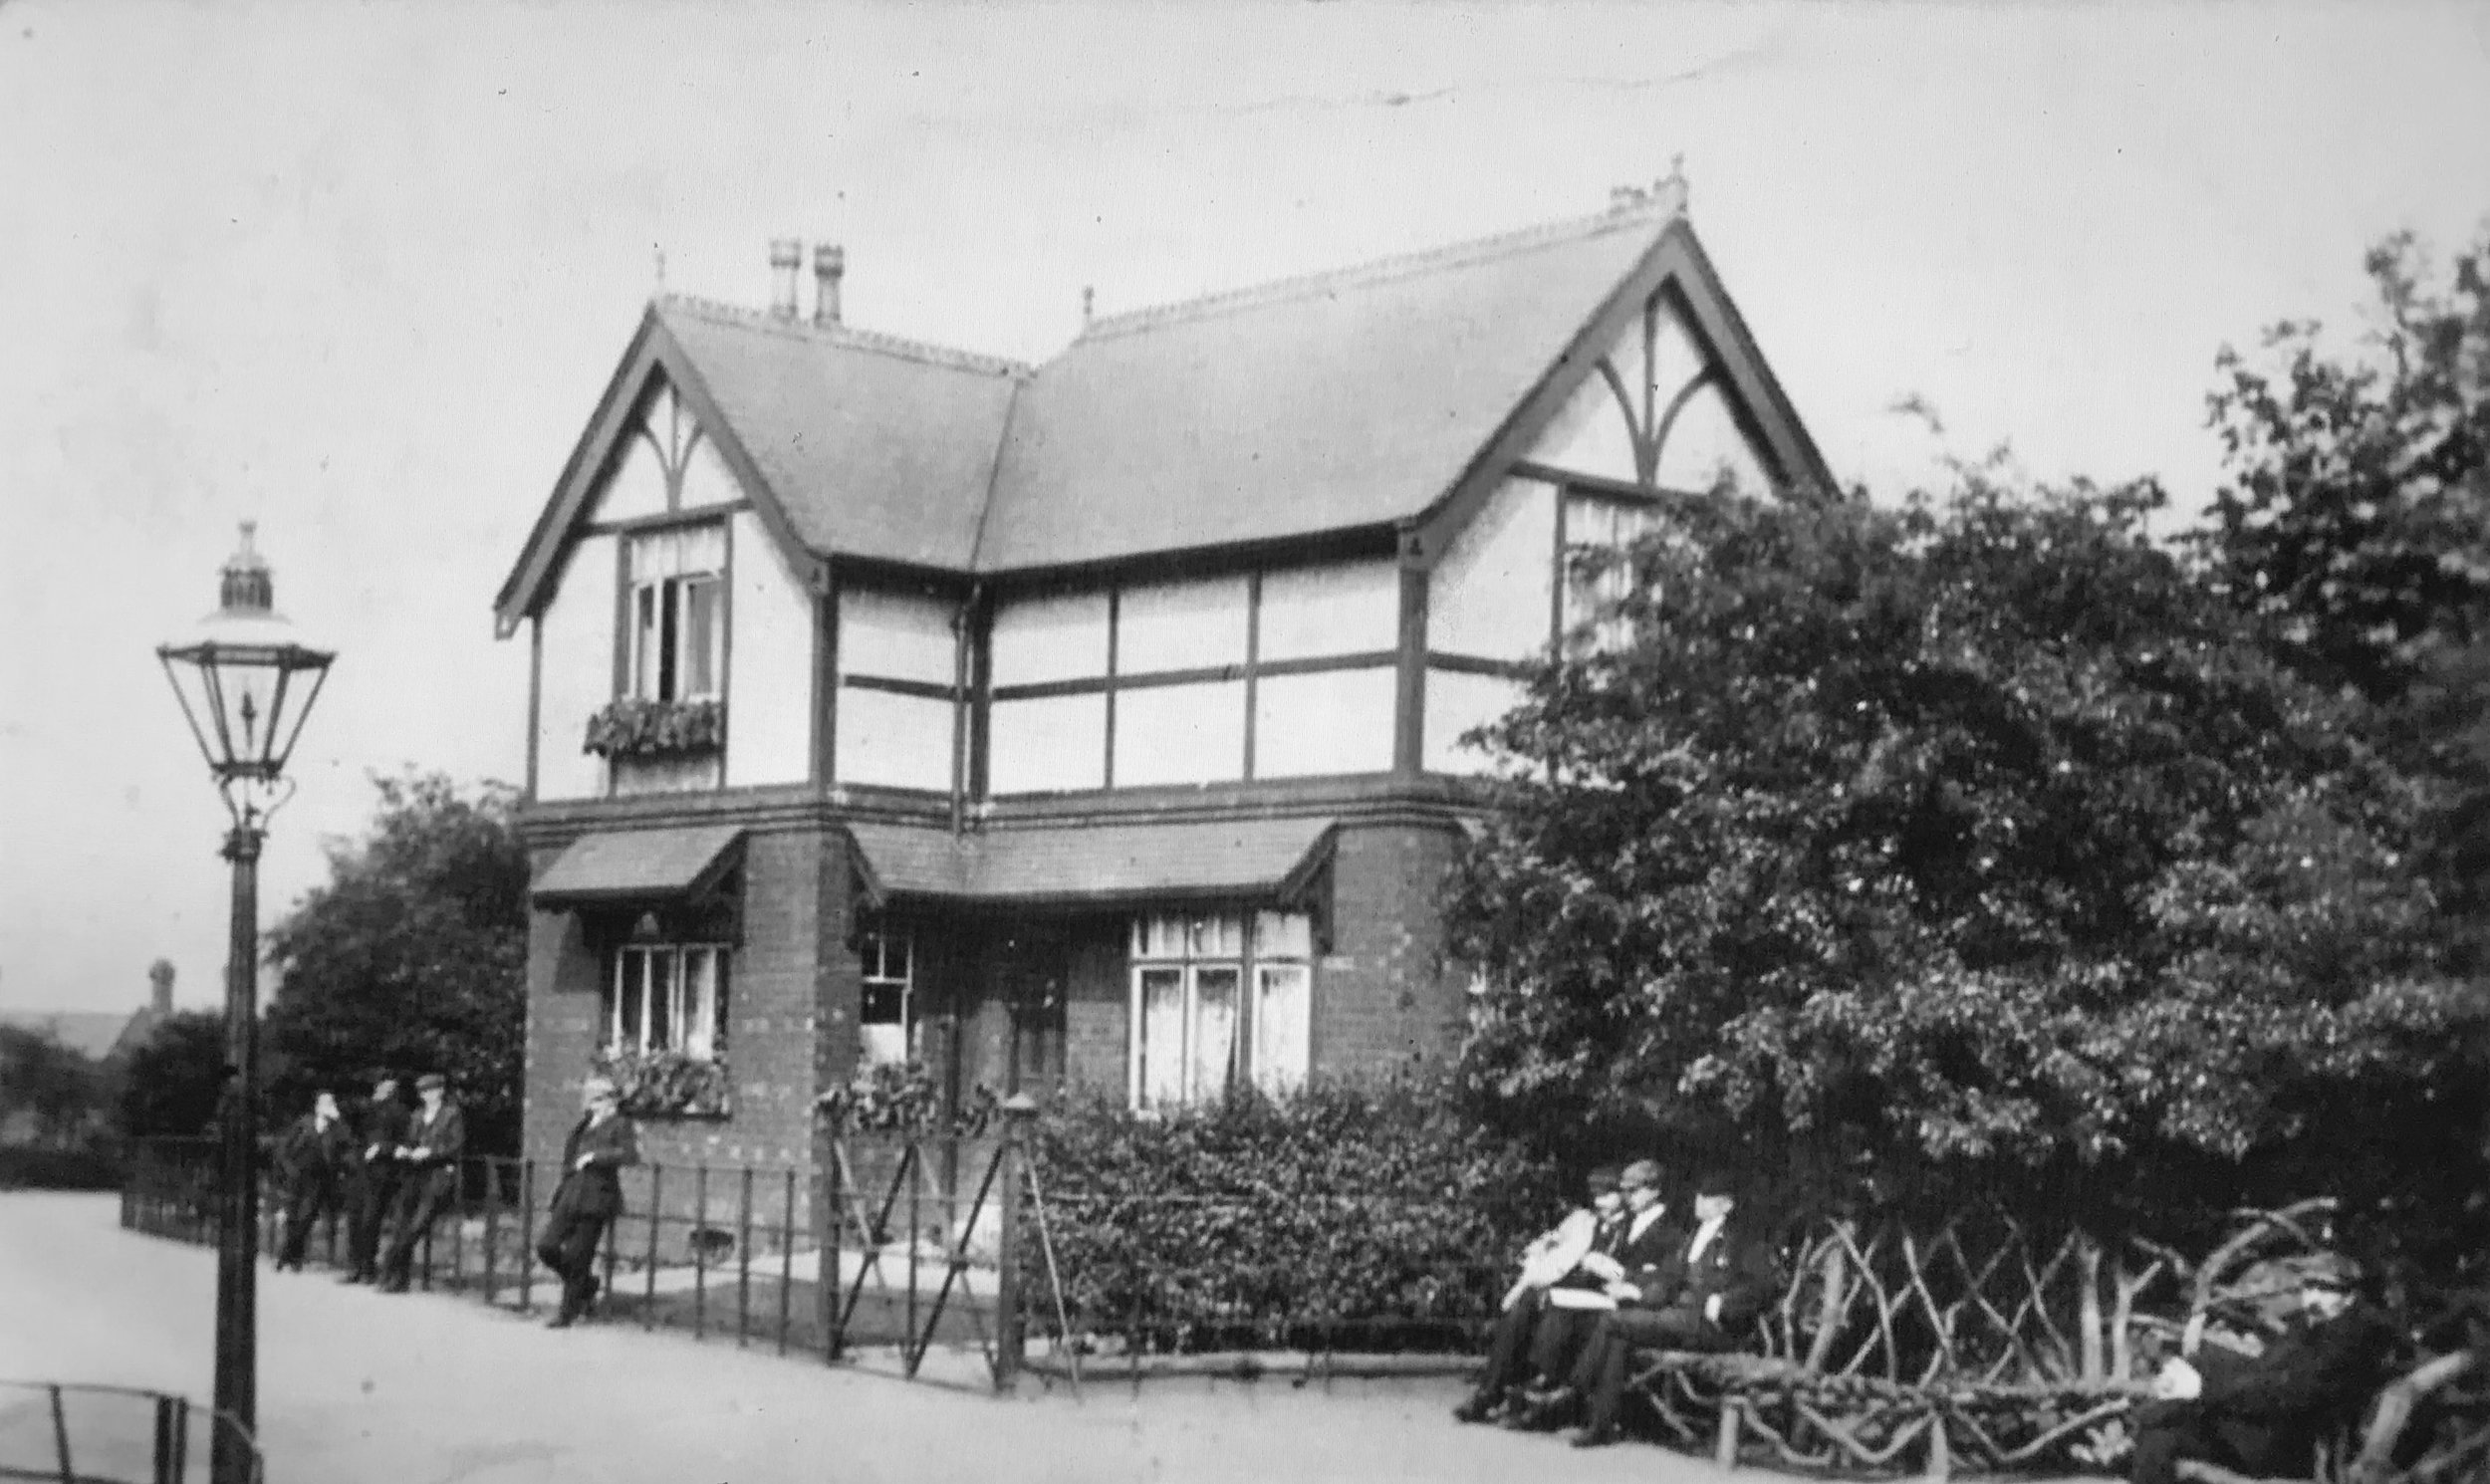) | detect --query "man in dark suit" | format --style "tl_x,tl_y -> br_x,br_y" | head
1520,1167 -> 1780,1446
1503,1158 -> 1686,1429
340,1075 -> 408,1285
272,1088 -> 352,1271
537,1076 -> 639,1328
1454,1165 -> 1627,1422
377,1072 -> 465,1294
2127,1257 -> 2403,1484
